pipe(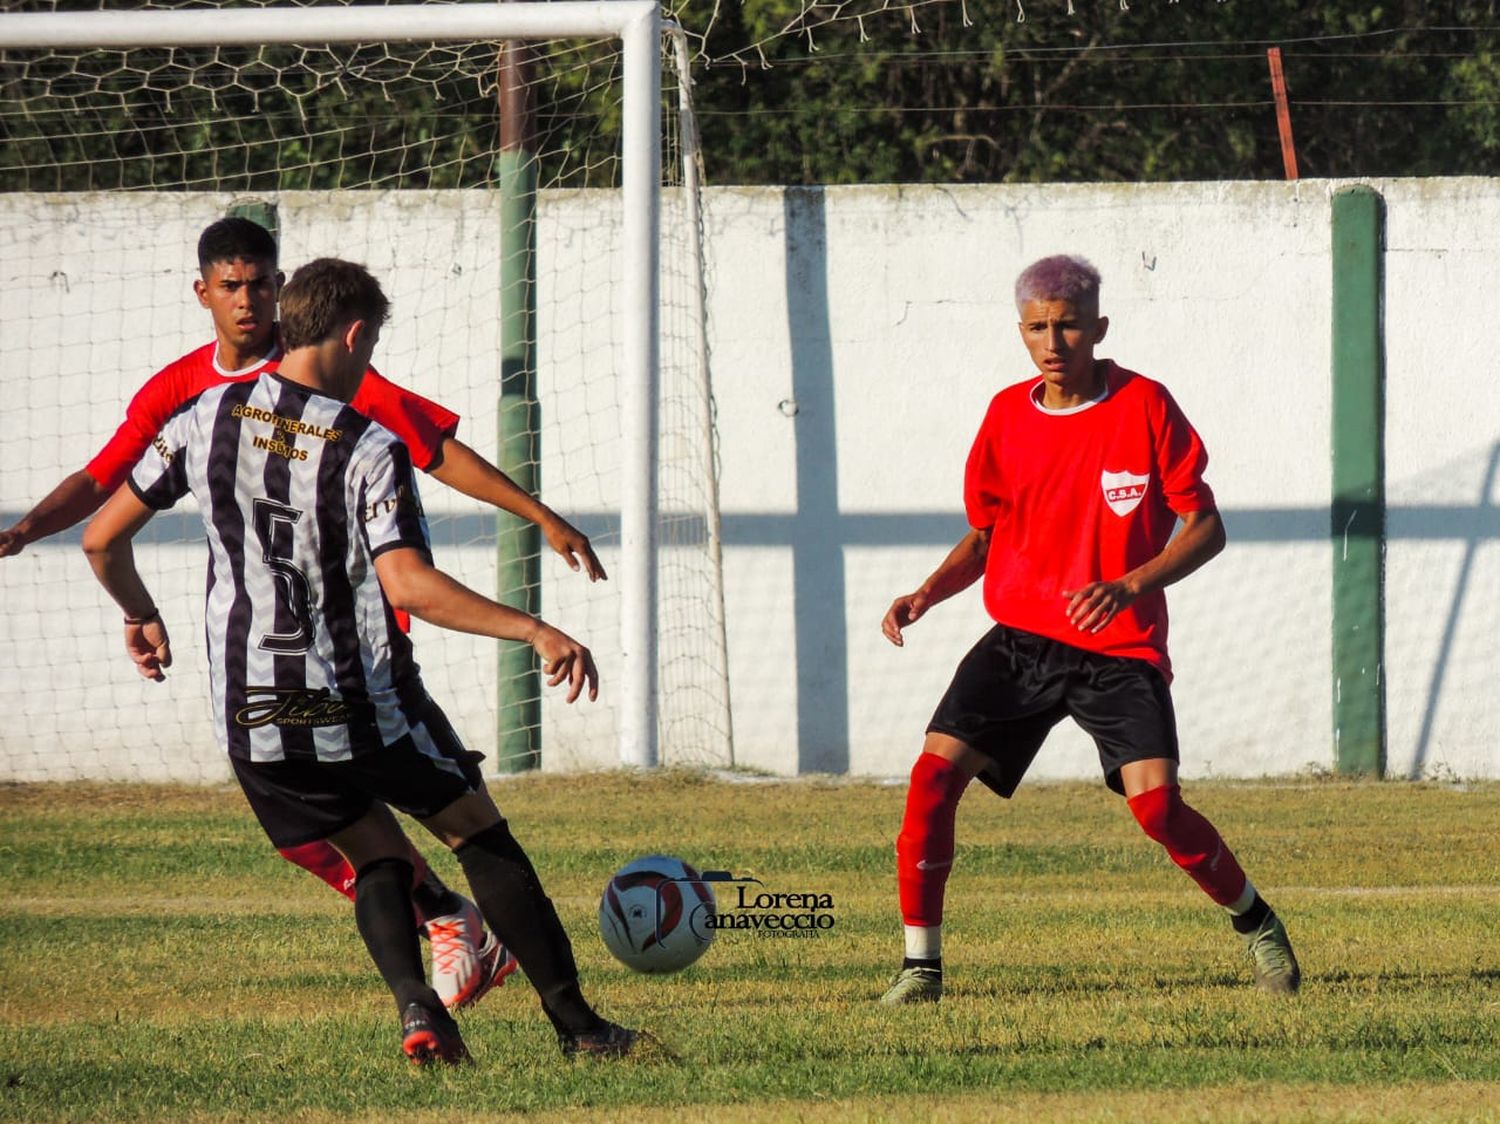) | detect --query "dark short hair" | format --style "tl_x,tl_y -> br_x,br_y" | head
278,258 -> 391,350
1014,254 -> 1101,313
197,217 -> 278,271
